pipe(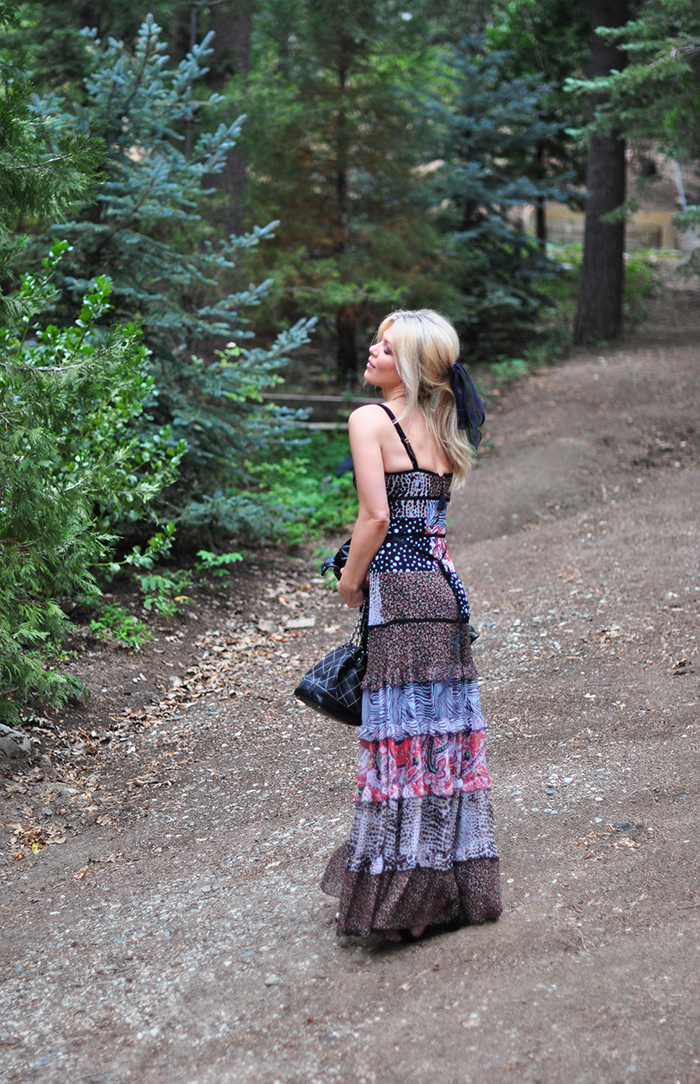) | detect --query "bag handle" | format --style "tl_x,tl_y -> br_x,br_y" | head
350,601 -> 369,649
